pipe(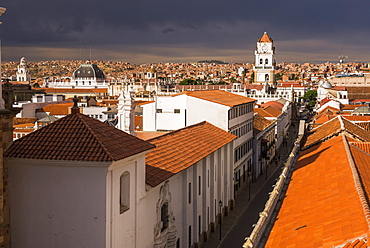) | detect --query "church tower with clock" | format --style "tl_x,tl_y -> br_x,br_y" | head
253,32 -> 275,86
